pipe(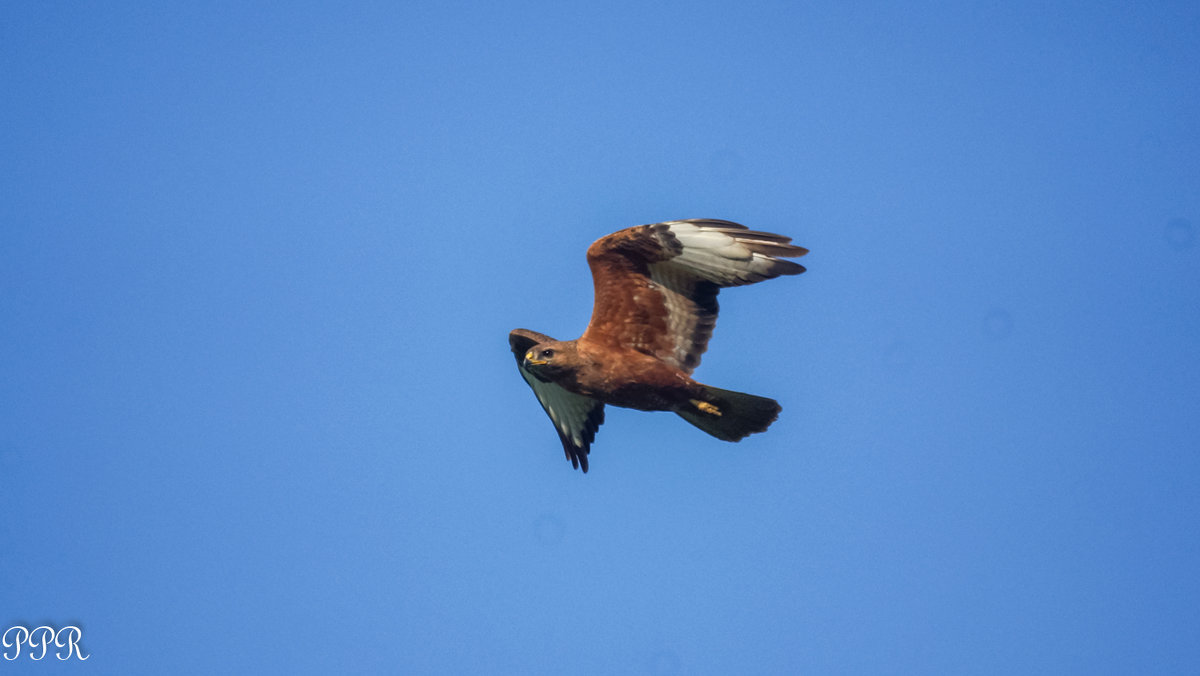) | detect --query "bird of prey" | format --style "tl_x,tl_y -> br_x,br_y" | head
509,219 -> 807,472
